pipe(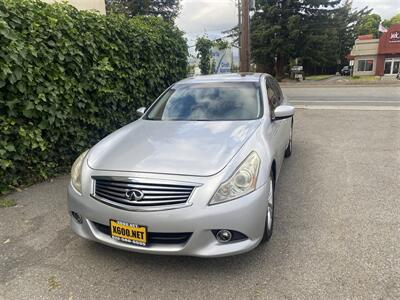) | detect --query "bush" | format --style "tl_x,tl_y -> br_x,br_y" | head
0,0 -> 188,193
